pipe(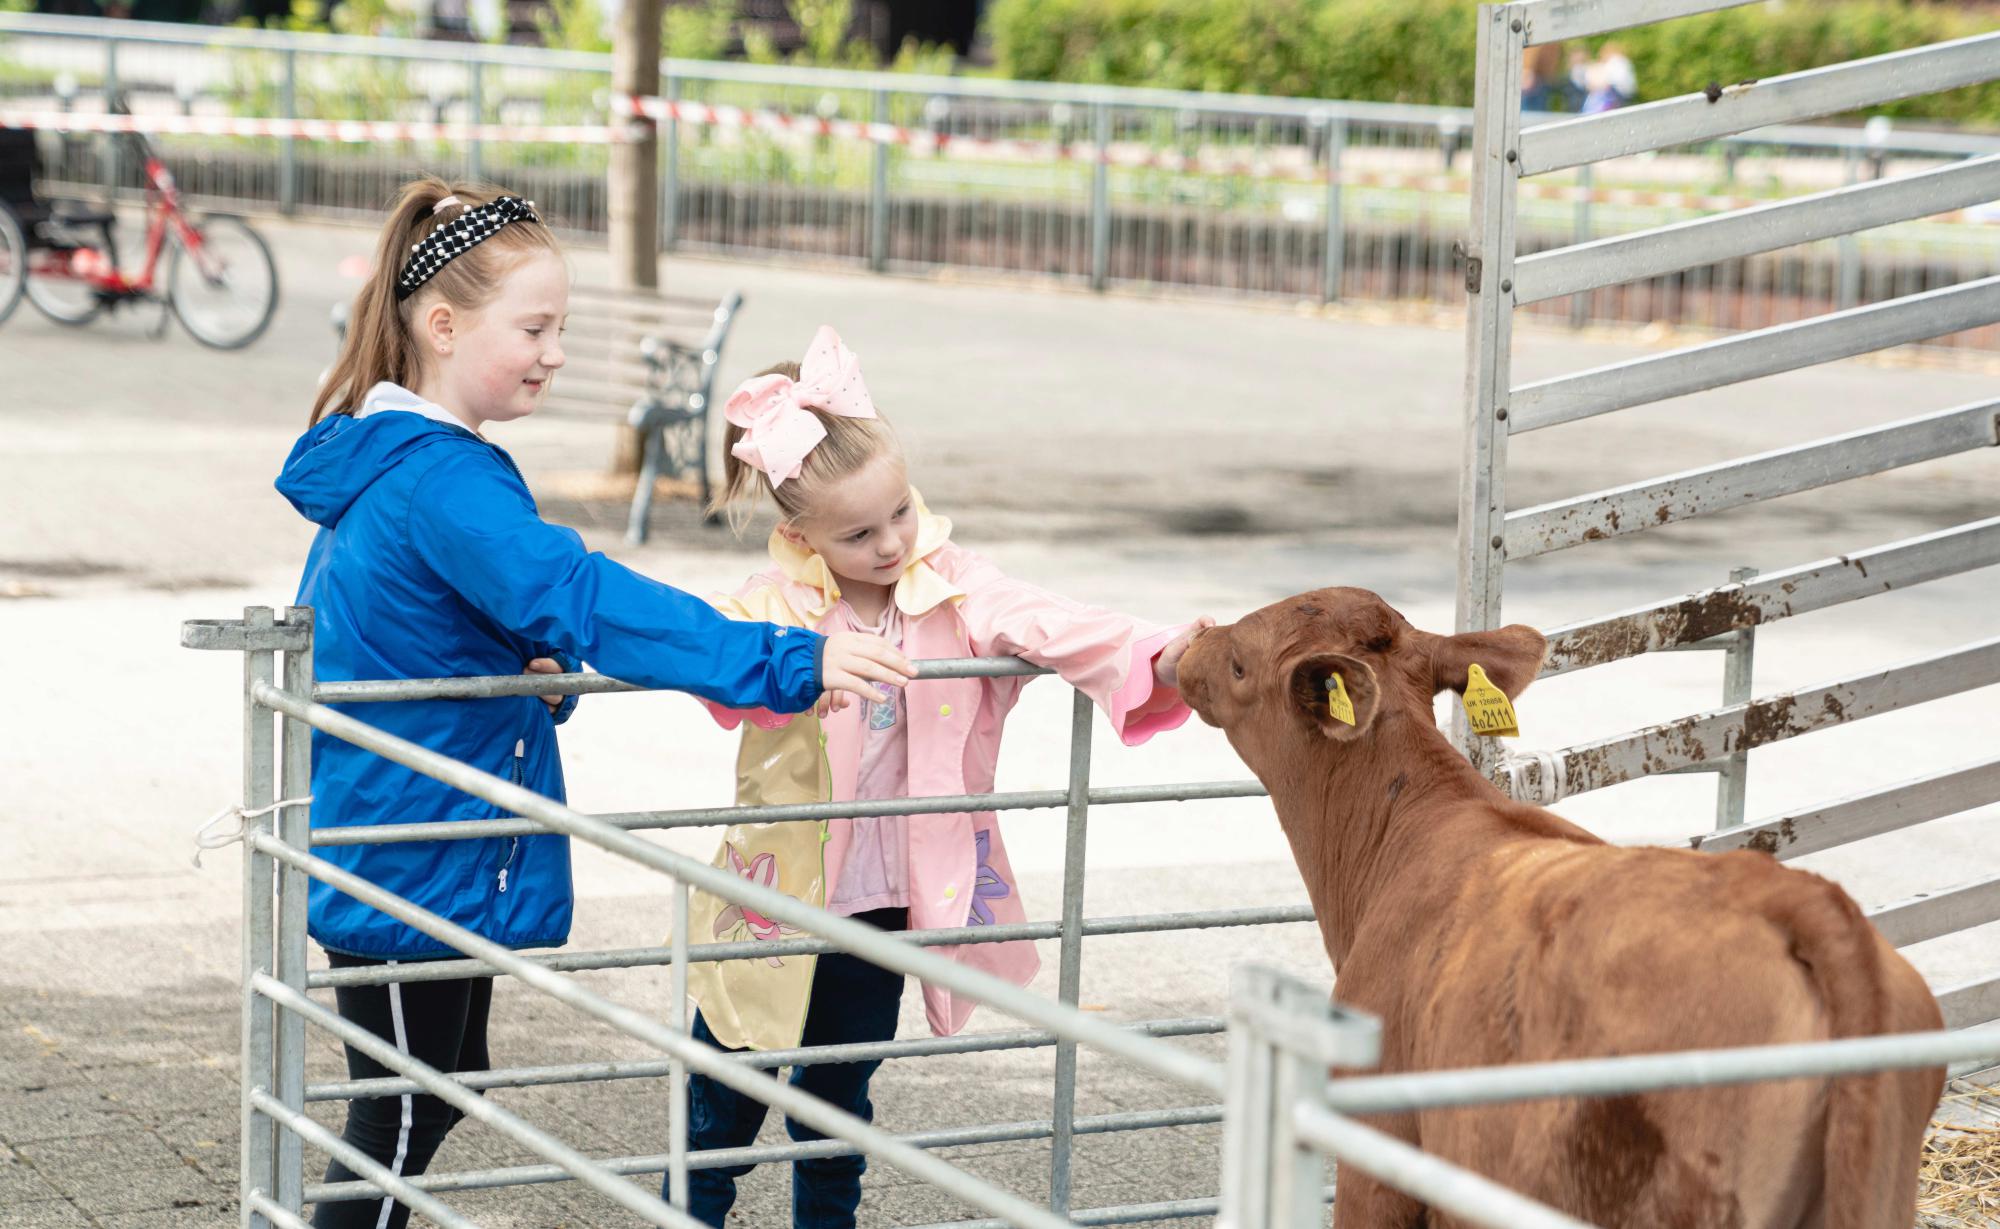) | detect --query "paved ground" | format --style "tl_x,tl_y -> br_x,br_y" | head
1,211 -> 1996,1227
